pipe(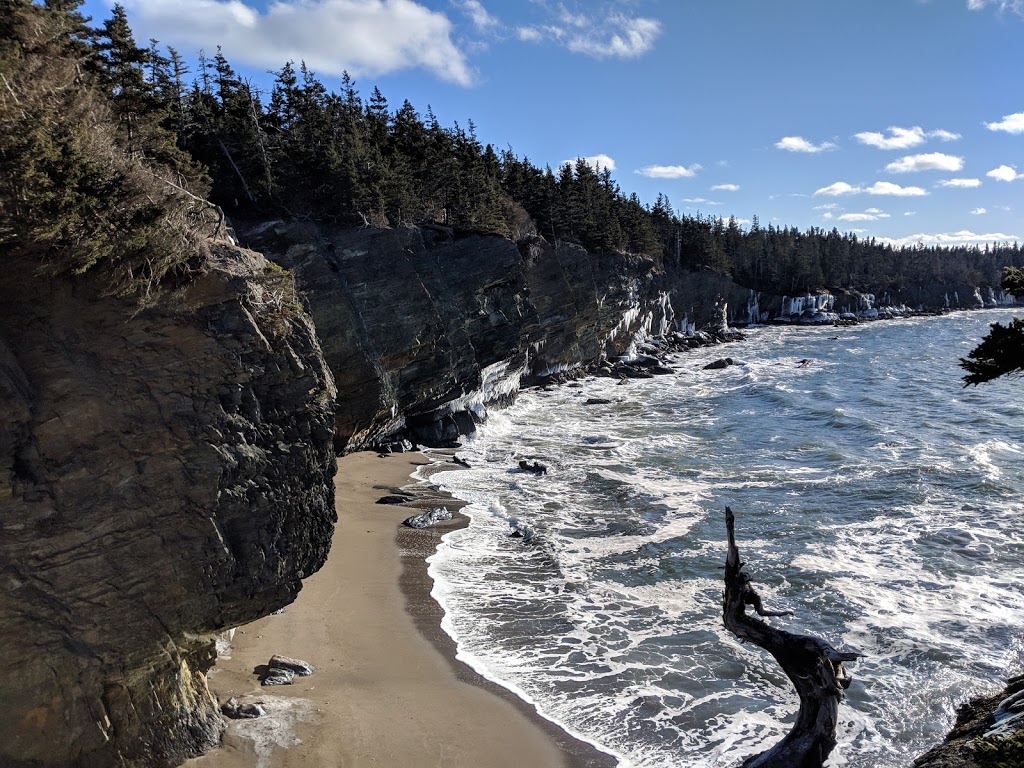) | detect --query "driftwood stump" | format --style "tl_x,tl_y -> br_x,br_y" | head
723,507 -> 859,768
